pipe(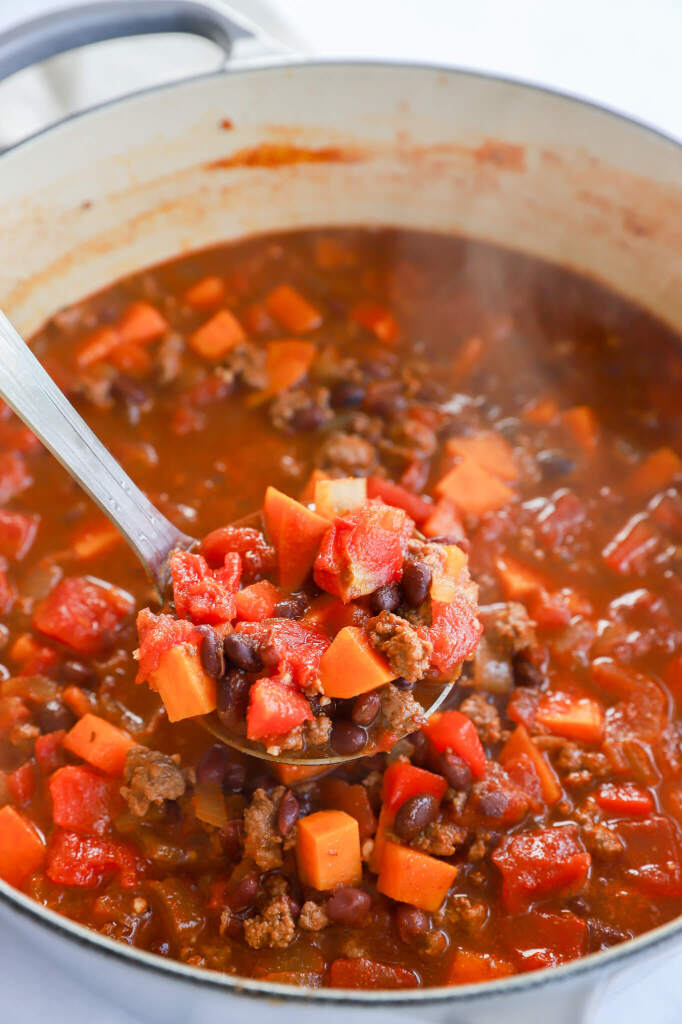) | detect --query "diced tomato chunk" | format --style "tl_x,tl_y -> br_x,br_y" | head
0,565 -> 15,614
34,730 -> 66,773
0,510 -> 38,560
366,477 -> 432,524
135,608 -> 205,685
595,782 -> 654,816
49,765 -> 120,835
617,816 -> 682,896
492,826 -> 591,912
603,515 -> 661,575
199,525 -> 275,582
381,760 -> 448,814
329,957 -> 418,990
502,911 -> 587,971
46,830 -> 138,888
246,675 -> 312,741
33,577 -> 133,655
0,451 -> 31,503
236,619 -> 329,689
349,301 -> 399,343
422,711 -> 486,777
170,550 -> 240,625
234,580 -> 282,622
535,692 -> 604,743
7,761 -> 36,804
428,596 -> 483,677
